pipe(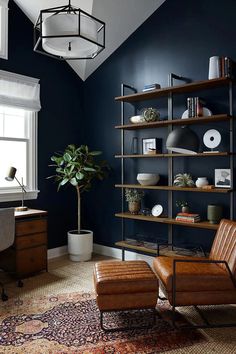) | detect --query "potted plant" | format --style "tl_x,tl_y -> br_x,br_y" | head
125,188 -> 144,214
176,200 -> 190,213
173,173 -> 195,187
48,144 -> 109,261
